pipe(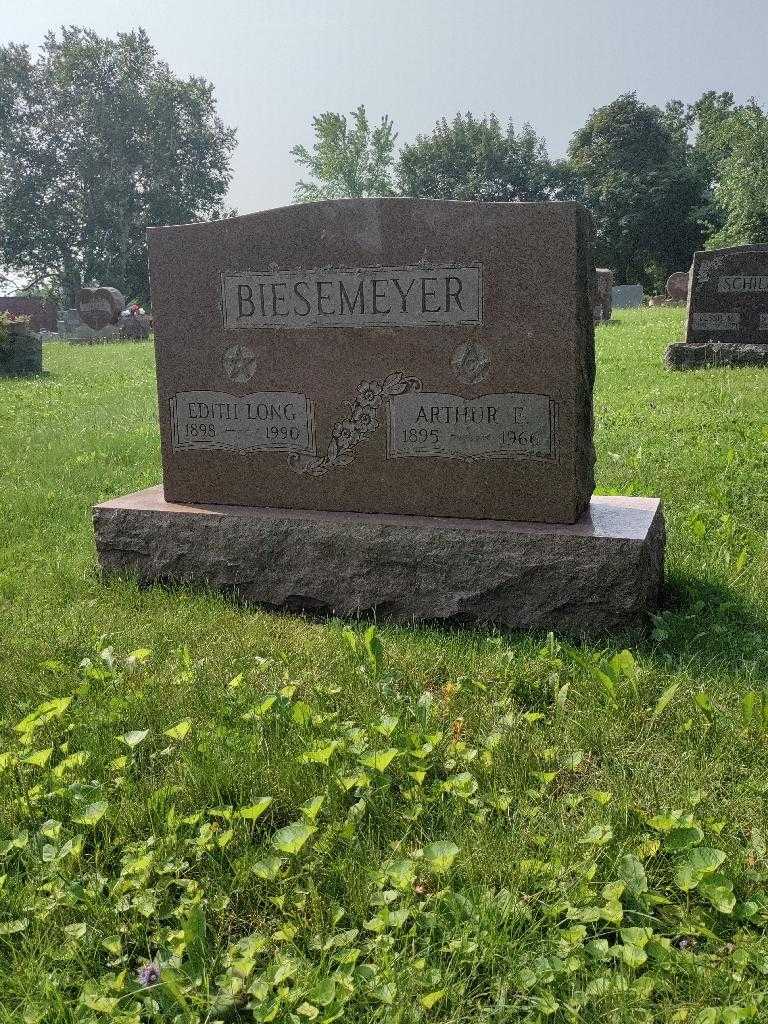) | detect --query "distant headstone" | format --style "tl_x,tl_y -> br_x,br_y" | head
59,309 -> 81,336
0,319 -> 42,376
77,286 -> 124,329
665,245 -> 768,369
612,284 -> 644,309
118,312 -> 152,340
92,198 -> 665,633
594,268 -> 614,321
665,271 -> 689,302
